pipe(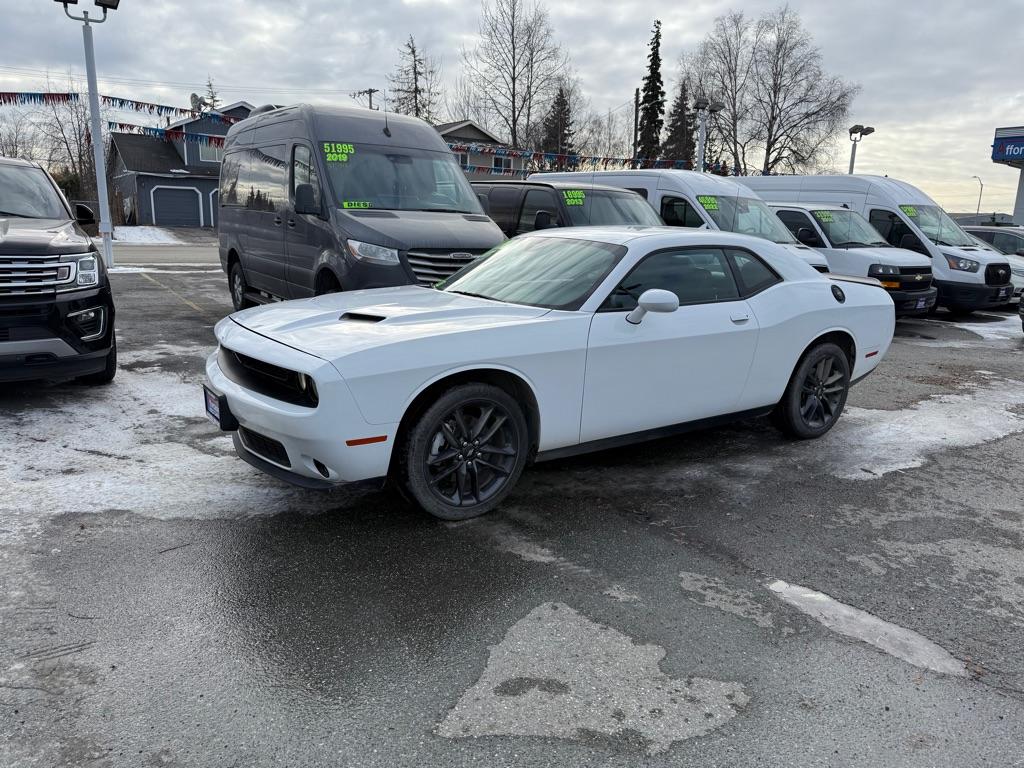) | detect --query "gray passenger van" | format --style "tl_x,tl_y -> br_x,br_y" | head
218,104 -> 504,308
